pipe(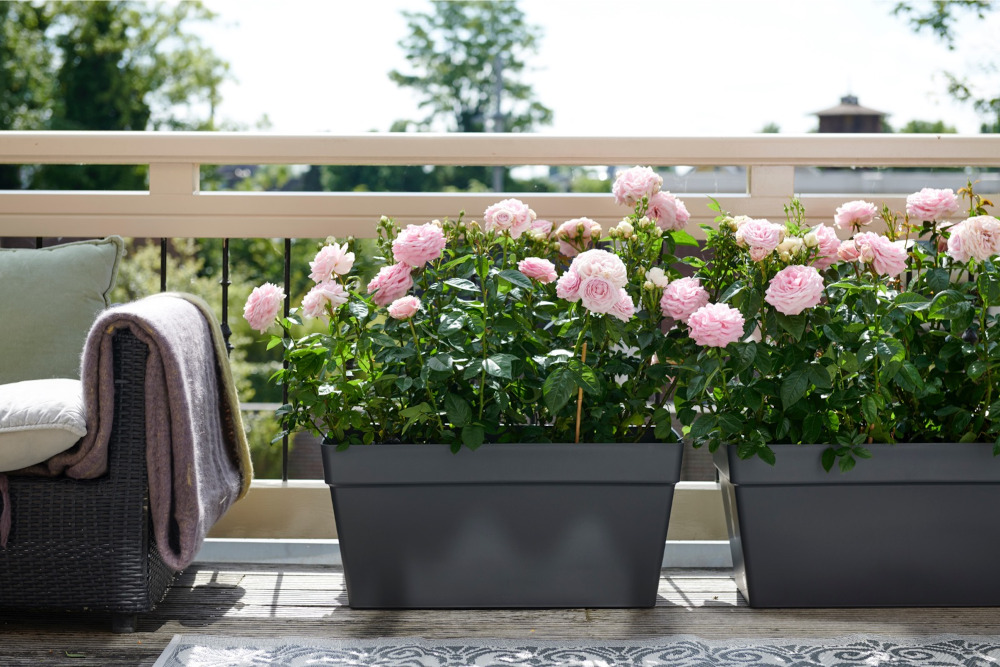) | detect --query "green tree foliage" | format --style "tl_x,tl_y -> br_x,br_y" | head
897,119 -> 958,133
0,0 -> 229,190
892,1 -> 999,132
390,0 -> 552,133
